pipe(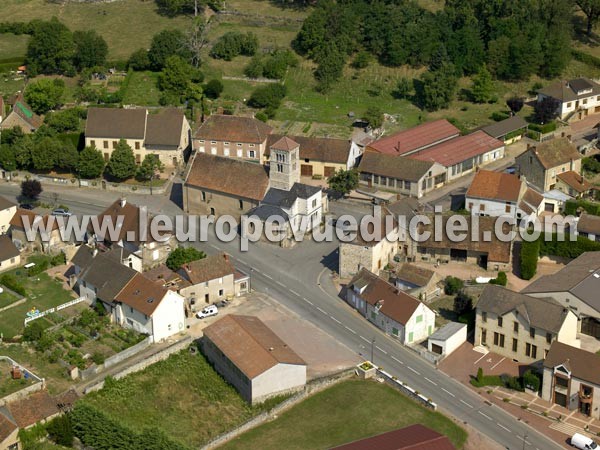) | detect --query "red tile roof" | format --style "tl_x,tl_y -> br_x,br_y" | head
367,120 -> 460,156
194,114 -> 272,144
557,171 -> 593,193
410,131 -> 504,167
331,424 -> 456,450
6,390 -> 59,428
466,170 -> 522,202
115,273 -> 171,316
177,252 -> 235,285
270,136 -> 298,152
